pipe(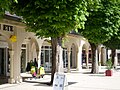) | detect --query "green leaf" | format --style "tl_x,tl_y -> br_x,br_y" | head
14,0 -> 18,3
